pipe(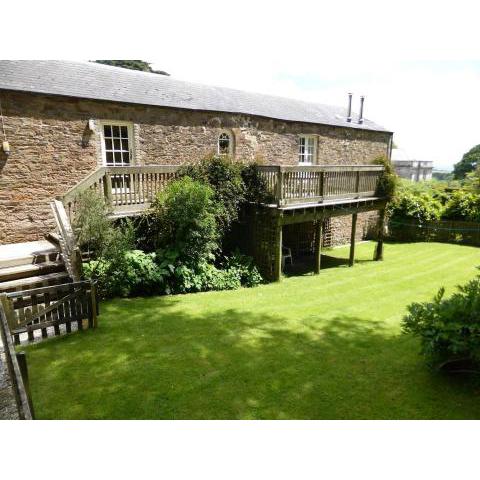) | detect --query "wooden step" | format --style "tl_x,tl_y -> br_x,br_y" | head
0,261 -> 65,283
0,272 -> 71,293
0,240 -> 60,269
